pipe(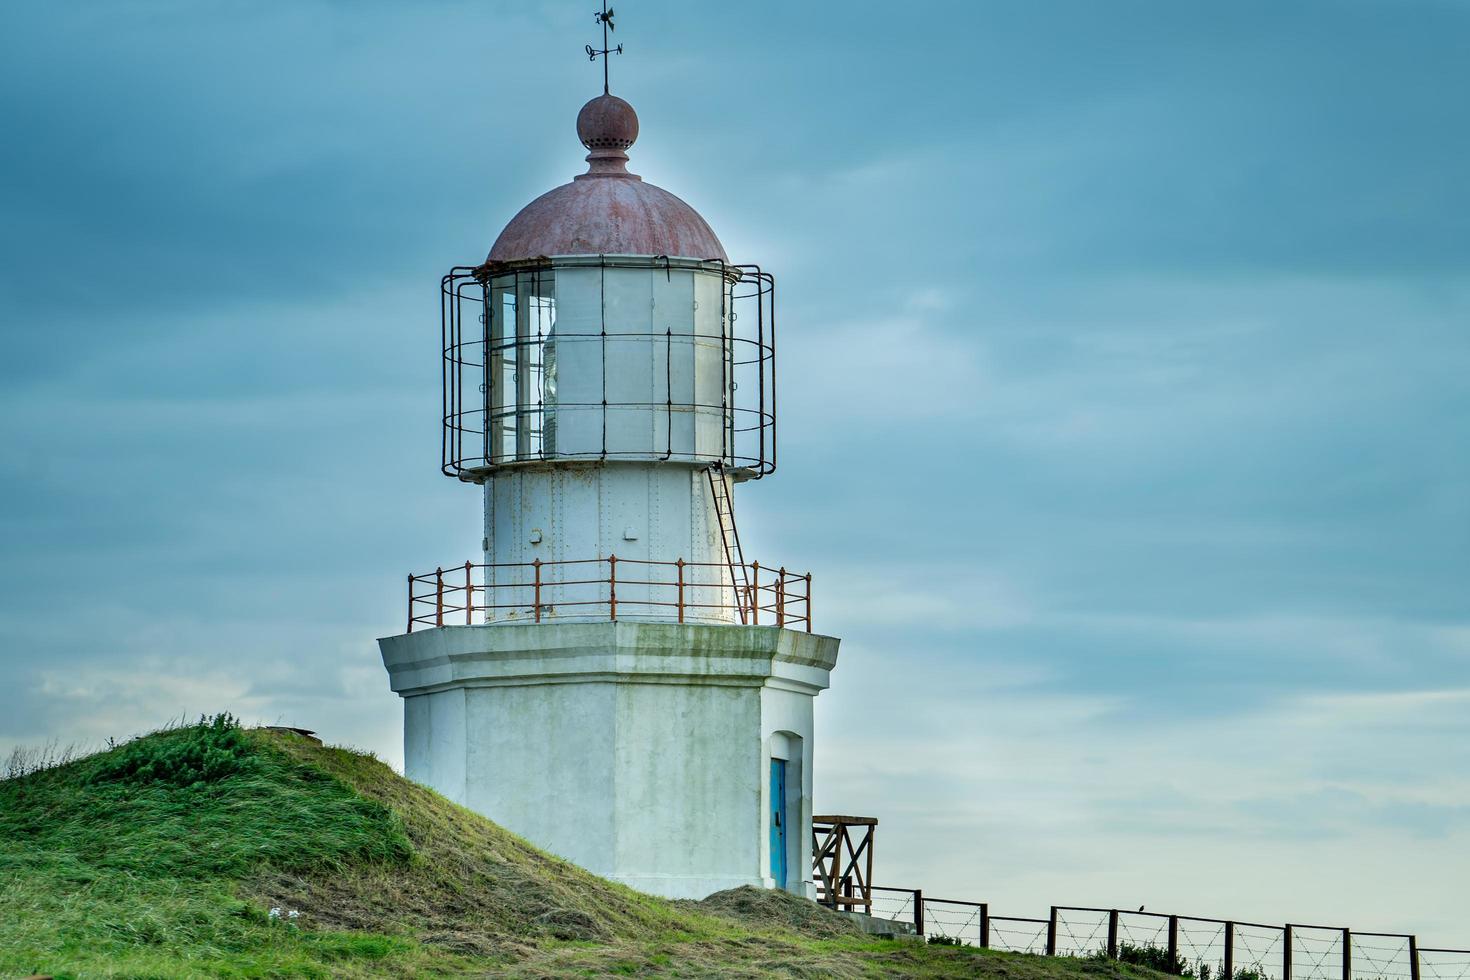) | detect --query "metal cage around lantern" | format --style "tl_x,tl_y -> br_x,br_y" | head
441,256 -> 776,479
